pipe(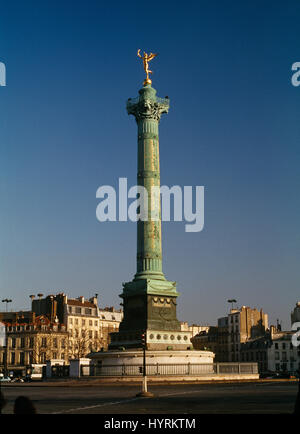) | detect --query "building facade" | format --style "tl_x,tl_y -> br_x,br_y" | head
31,293 -> 123,357
0,312 -> 68,377
180,322 -> 209,337
240,327 -> 300,374
228,306 -> 268,362
191,306 -> 268,363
